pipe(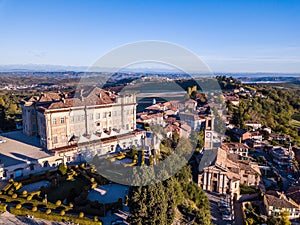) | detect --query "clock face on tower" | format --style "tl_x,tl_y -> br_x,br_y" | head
206,132 -> 211,139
